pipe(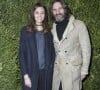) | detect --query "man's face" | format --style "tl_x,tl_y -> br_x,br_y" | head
52,2 -> 65,22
